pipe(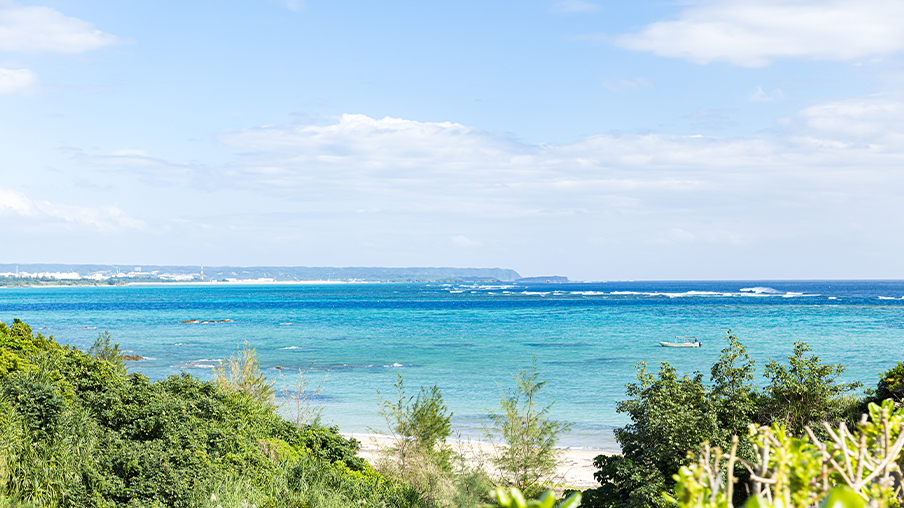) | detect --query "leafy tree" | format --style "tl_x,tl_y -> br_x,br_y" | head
709,330 -> 757,439
708,331 -> 758,504
486,358 -> 570,496
584,331 -> 765,508
759,341 -> 861,436
586,362 -> 716,508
